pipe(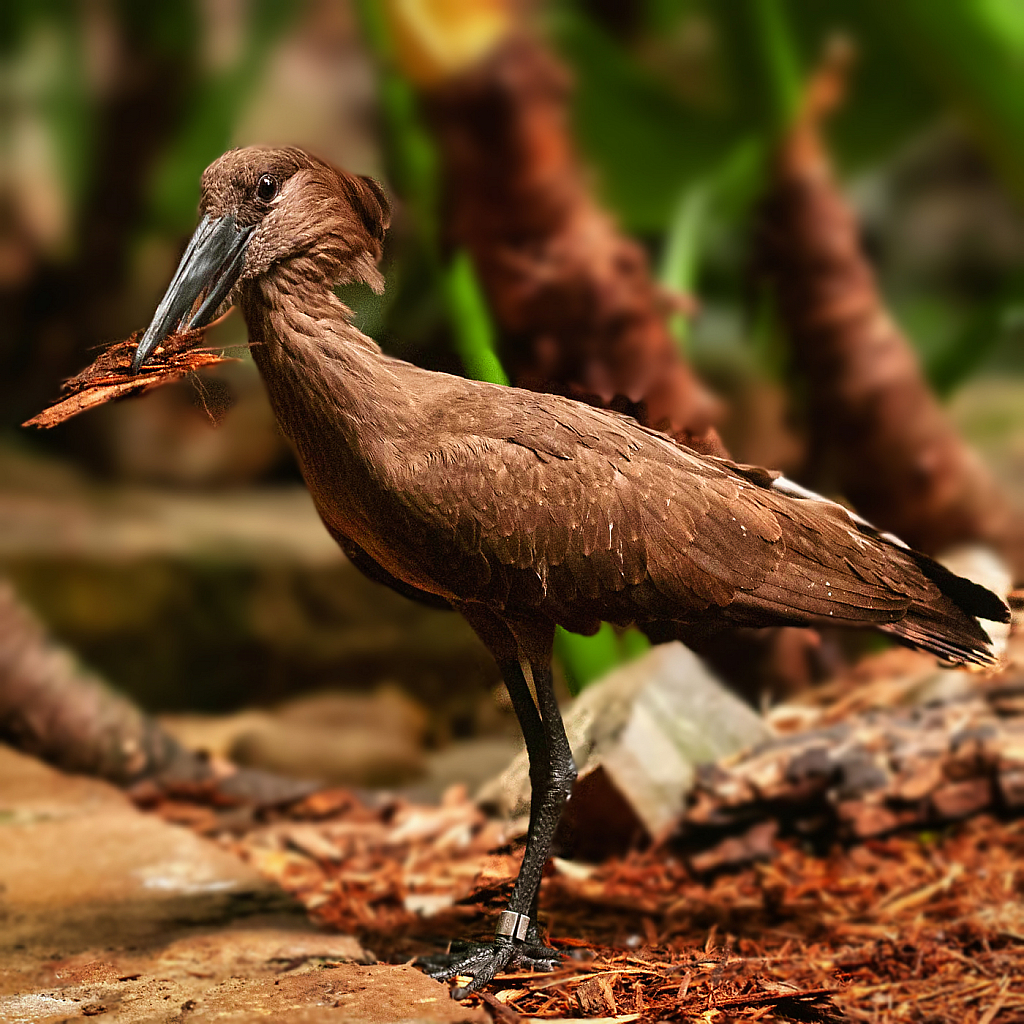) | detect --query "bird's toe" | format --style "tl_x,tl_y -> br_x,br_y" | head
416,938 -> 563,998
